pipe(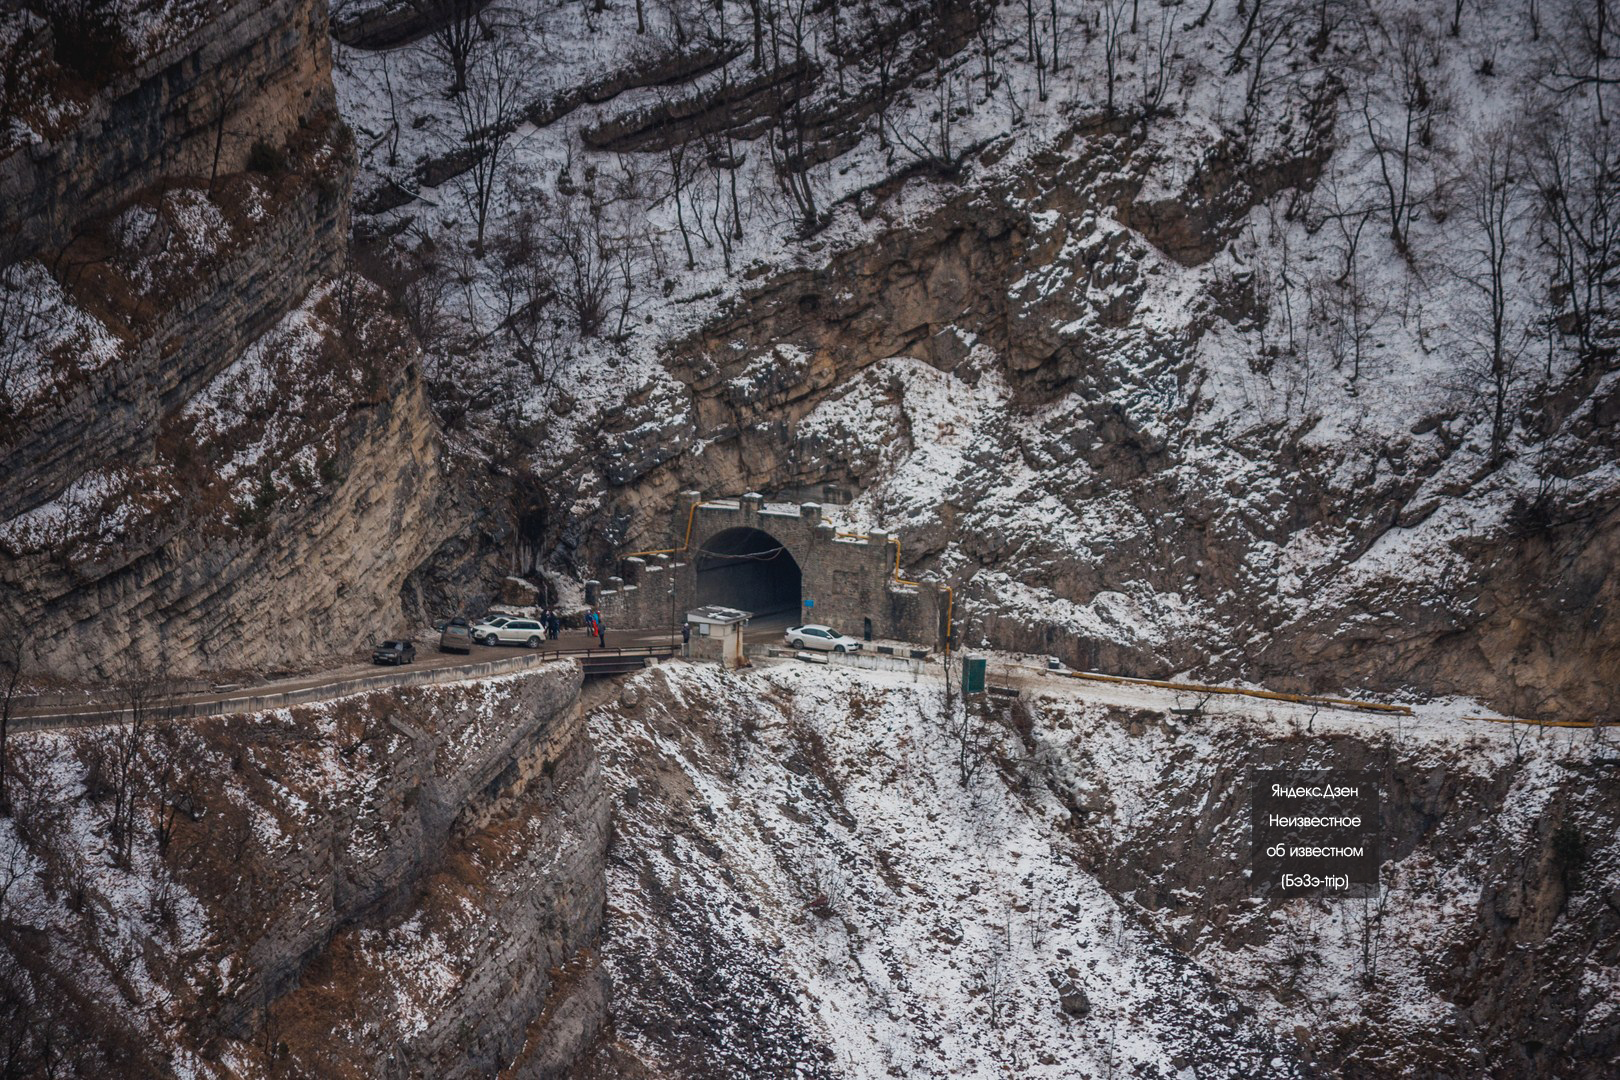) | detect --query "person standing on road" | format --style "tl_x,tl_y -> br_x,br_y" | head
598,617 -> 607,649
